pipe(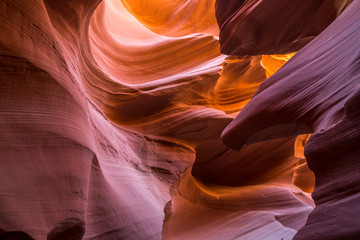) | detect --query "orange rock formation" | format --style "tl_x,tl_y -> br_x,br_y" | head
0,0 -> 359,239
